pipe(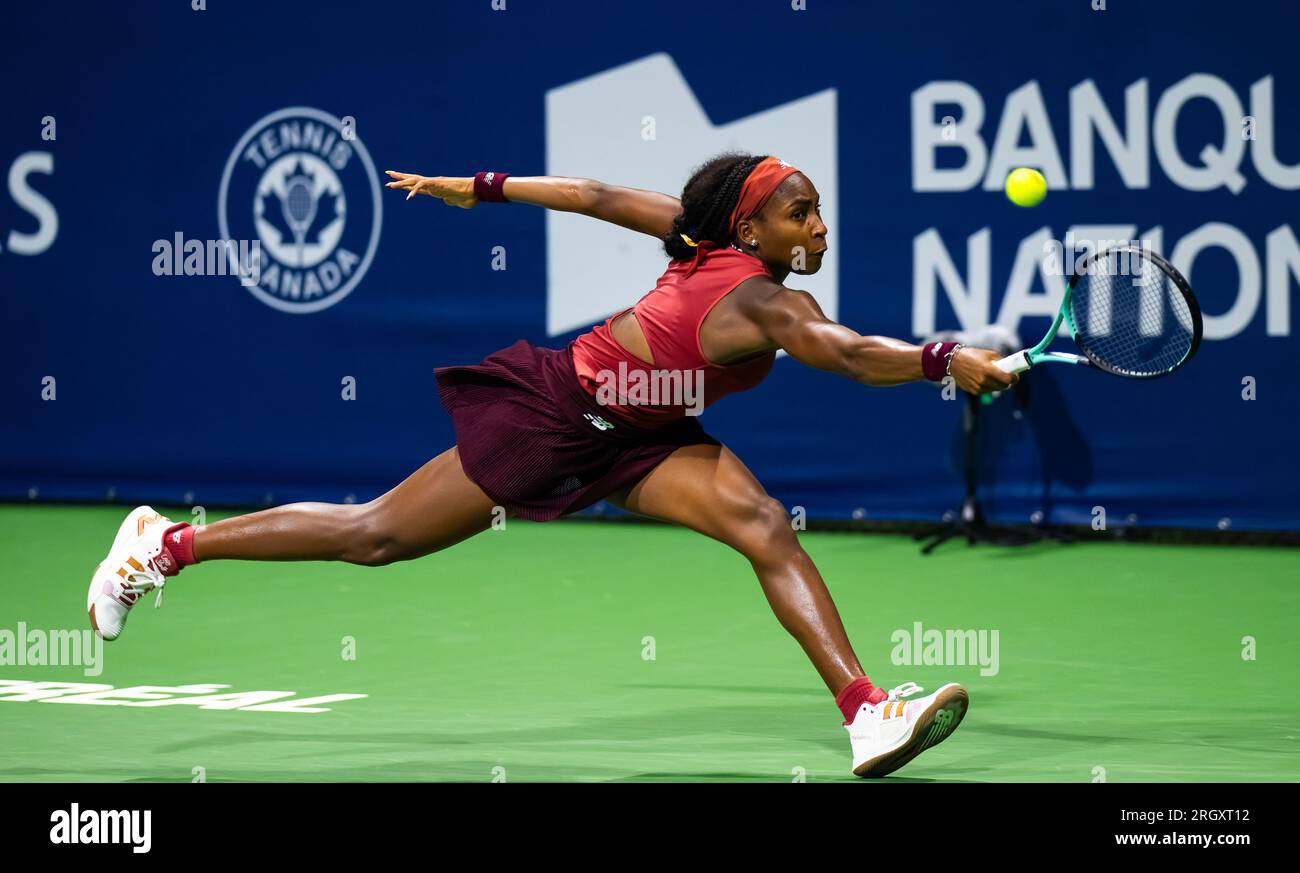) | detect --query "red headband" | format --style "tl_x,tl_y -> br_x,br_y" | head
727,156 -> 801,234
680,156 -> 802,278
